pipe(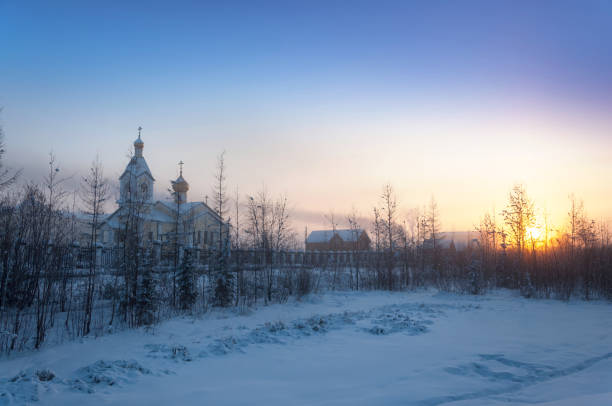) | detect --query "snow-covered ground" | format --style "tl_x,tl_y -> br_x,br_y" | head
1,290 -> 612,405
